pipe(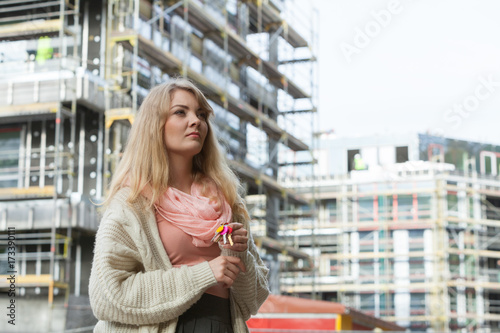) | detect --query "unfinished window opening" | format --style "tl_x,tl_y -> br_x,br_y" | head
396,146 -> 409,163
347,149 -> 360,172
485,196 -> 500,221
